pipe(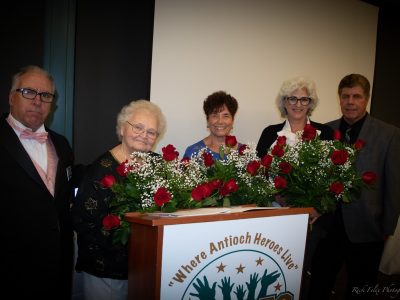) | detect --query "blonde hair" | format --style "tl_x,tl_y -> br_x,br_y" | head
116,100 -> 166,141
